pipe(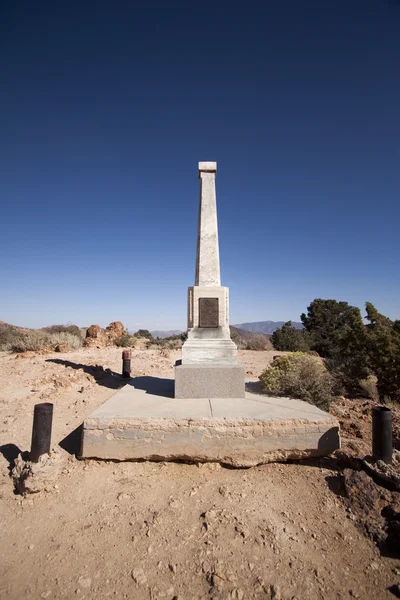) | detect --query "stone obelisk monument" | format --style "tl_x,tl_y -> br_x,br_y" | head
175,161 -> 245,398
